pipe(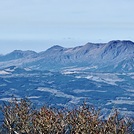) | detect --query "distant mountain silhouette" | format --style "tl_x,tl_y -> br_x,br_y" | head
0,40 -> 134,72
